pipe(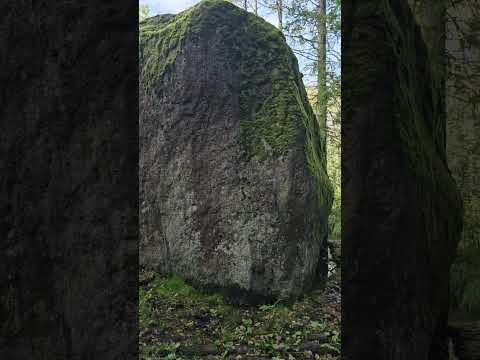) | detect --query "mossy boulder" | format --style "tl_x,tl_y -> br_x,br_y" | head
139,0 -> 332,303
